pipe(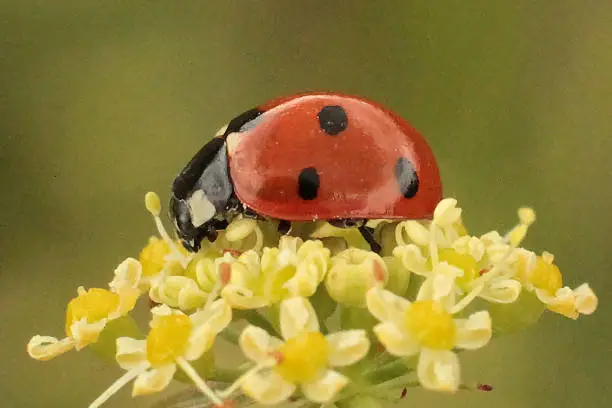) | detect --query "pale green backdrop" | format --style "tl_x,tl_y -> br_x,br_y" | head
1,2 -> 610,408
